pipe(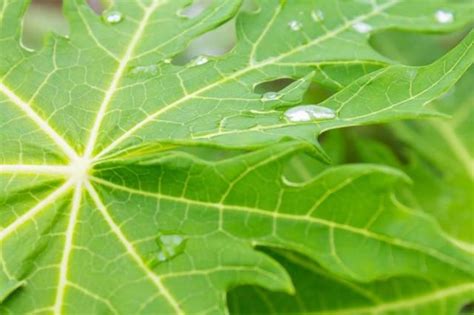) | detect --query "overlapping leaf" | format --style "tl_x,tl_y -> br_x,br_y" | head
247,46 -> 474,315
229,249 -> 474,315
391,70 -> 474,246
347,69 -> 474,249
